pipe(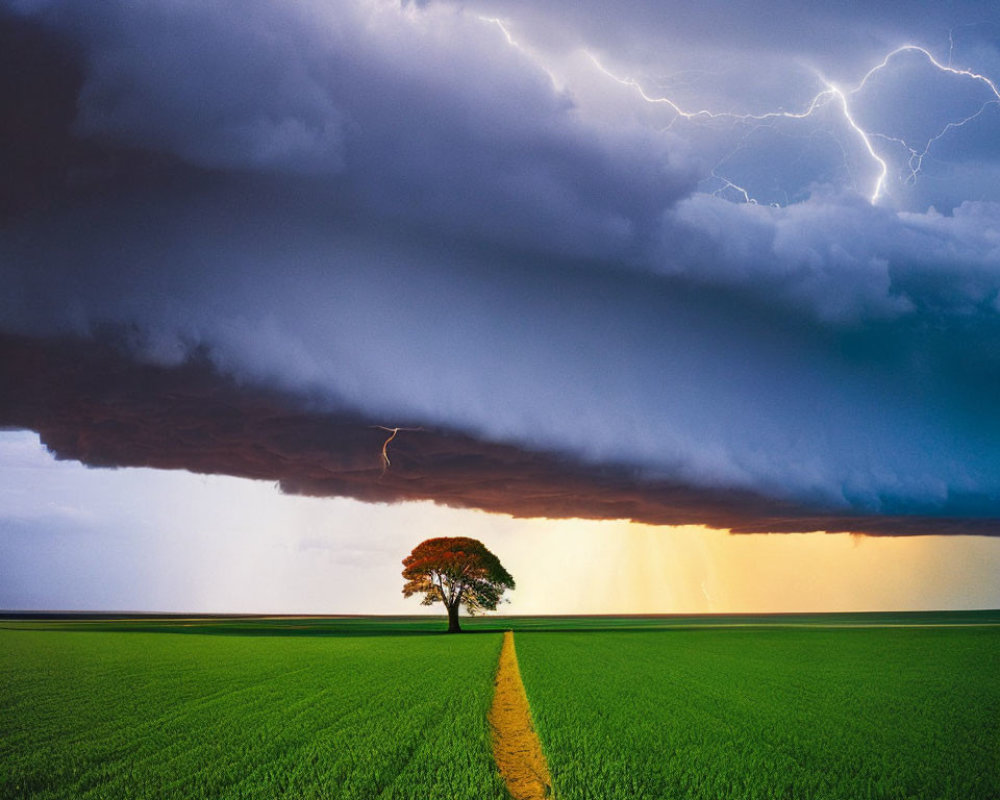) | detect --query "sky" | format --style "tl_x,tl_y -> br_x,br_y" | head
4,430 -> 999,613
2,0 -> 1000,613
